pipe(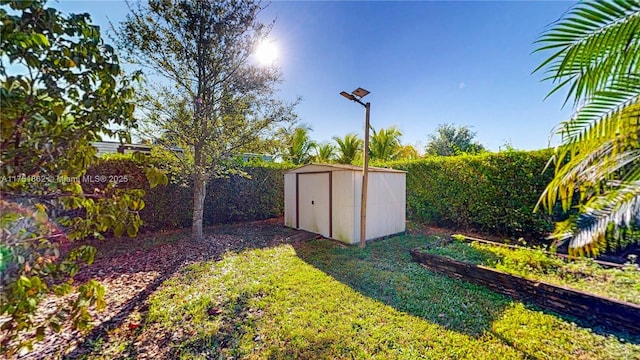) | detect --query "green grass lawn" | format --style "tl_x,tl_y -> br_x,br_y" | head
132,235 -> 639,359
